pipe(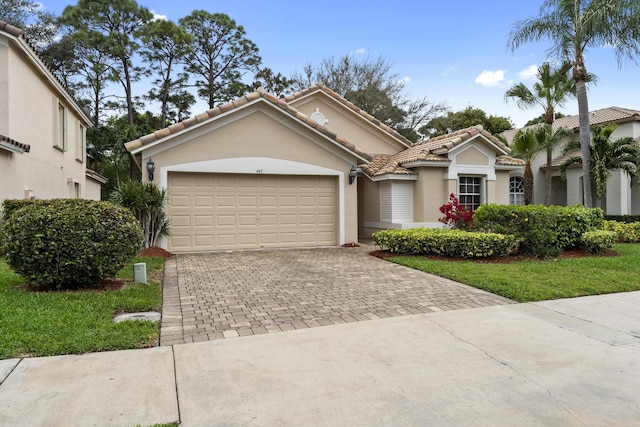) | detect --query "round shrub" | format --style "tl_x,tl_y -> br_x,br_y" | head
1,199 -> 143,289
